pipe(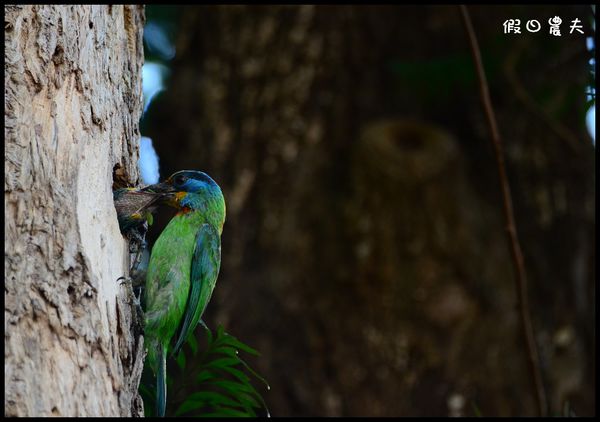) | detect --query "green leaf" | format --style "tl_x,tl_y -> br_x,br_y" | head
187,331 -> 198,356
219,365 -> 251,384
221,334 -> 260,356
139,376 -> 156,417
471,401 -> 482,417
205,325 -> 214,345
203,406 -> 253,417
209,346 -> 239,358
161,325 -> 269,418
175,392 -> 245,416
197,369 -> 218,384
176,349 -> 186,370
211,380 -> 263,413
138,382 -> 153,399
238,357 -> 271,390
213,379 -> 255,395
233,391 -> 261,409
205,357 -> 240,370
175,399 -> 205,416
